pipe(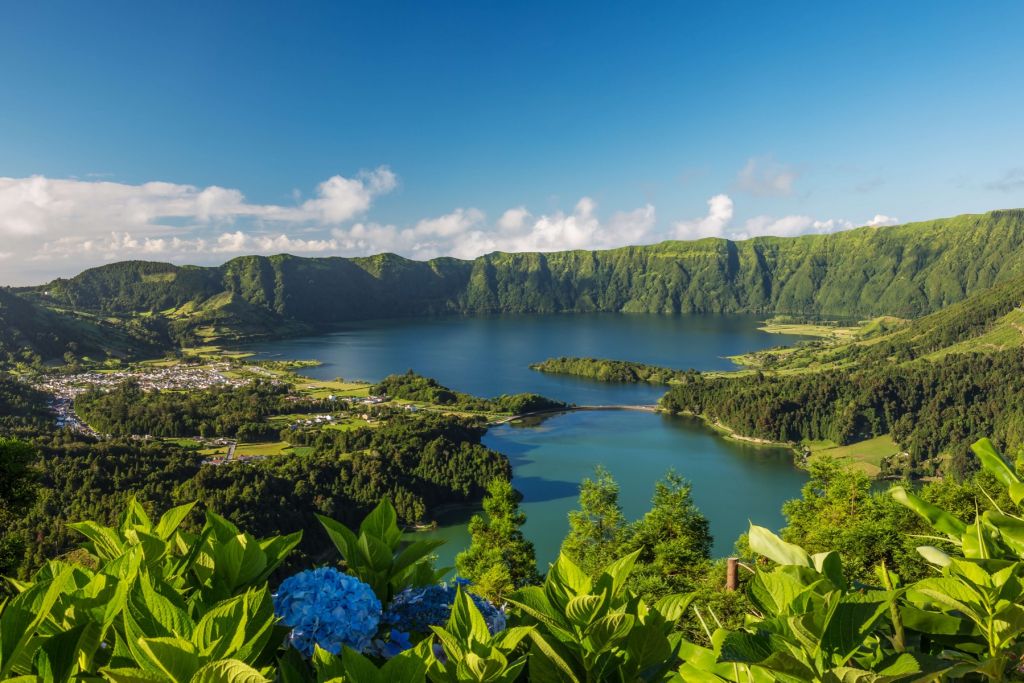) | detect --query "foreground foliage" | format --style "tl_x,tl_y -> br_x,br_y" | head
7,438 -> 1024,680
